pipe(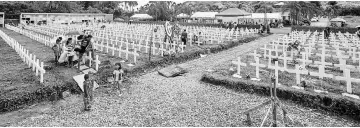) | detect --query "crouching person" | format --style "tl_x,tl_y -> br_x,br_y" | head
83,73 -> 94,111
